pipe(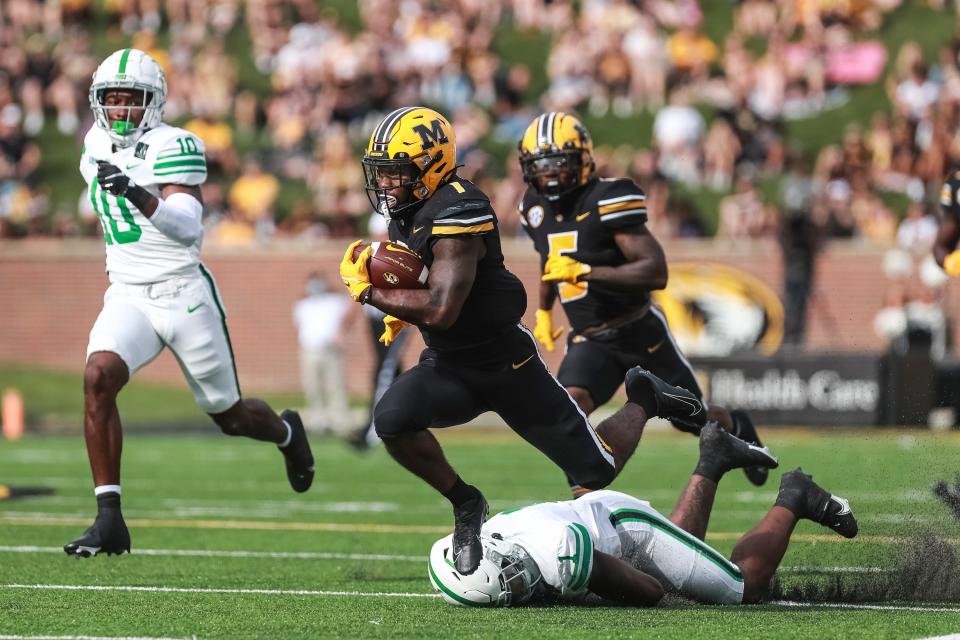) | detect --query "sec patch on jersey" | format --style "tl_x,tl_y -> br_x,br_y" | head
352,241 -> 429,289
